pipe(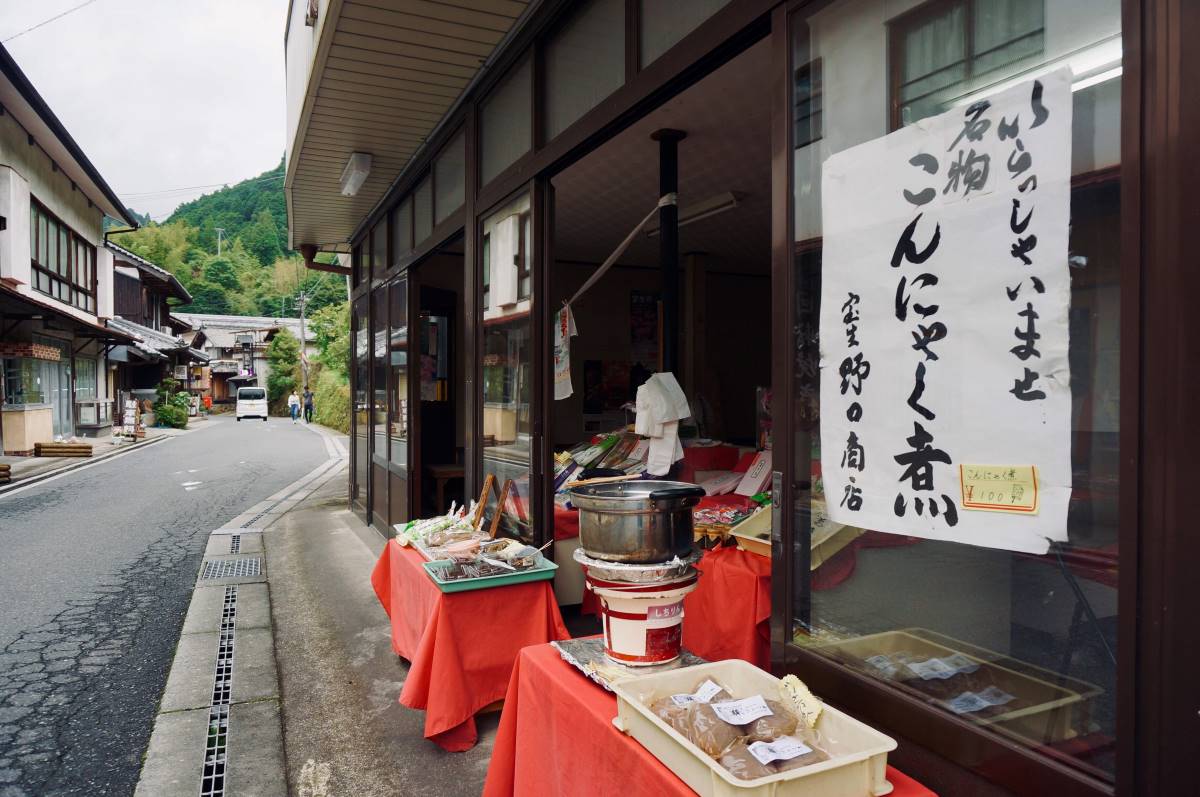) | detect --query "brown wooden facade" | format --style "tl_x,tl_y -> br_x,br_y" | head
289,0 -> 1200,793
